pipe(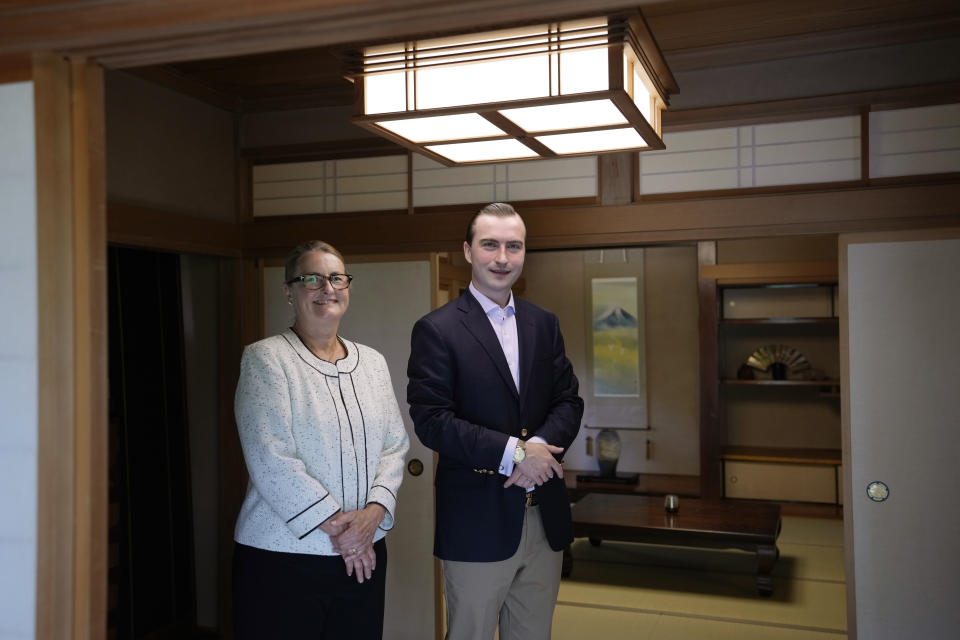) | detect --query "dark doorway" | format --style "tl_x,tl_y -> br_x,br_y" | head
108,246 -> 198,638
